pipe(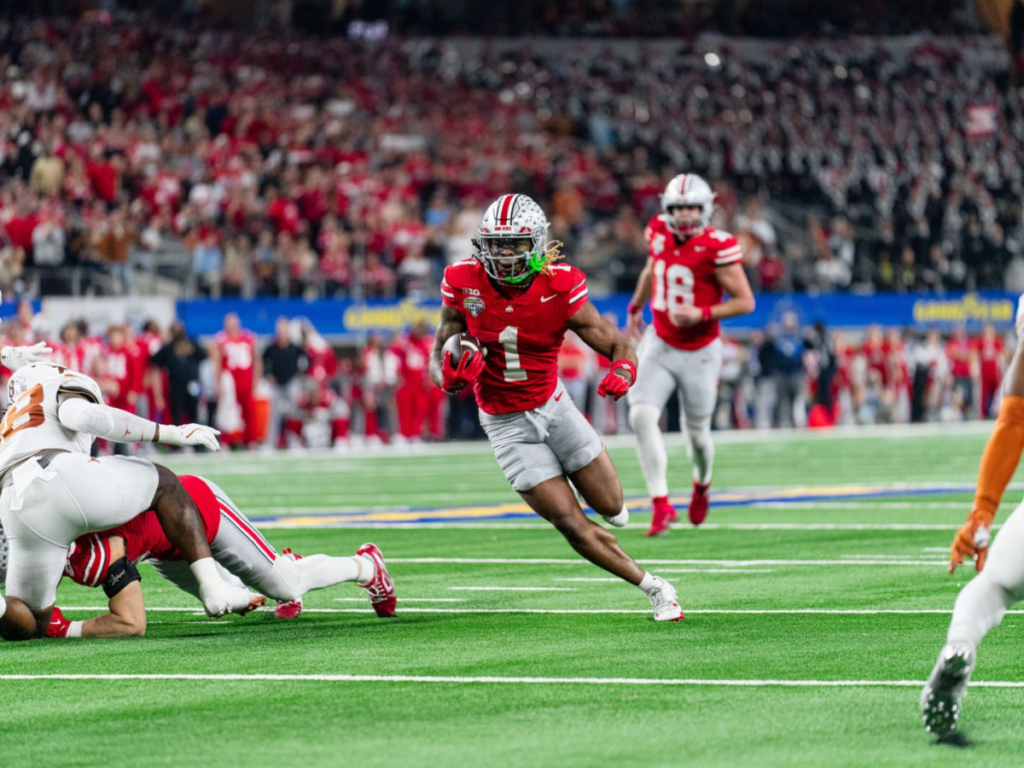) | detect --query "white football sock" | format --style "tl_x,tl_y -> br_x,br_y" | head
687,424 -> 714,485
638,572 -> 659,595
629,404 -> 669,498
947,498 -> 1024,648
602,504 -> 629,528
256,554 -> 371,602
